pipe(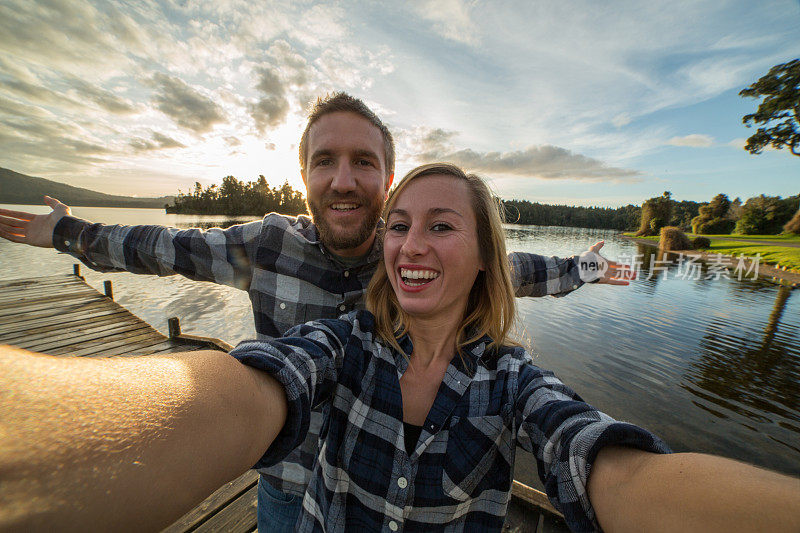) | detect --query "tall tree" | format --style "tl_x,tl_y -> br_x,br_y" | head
739,59 -> 800,156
